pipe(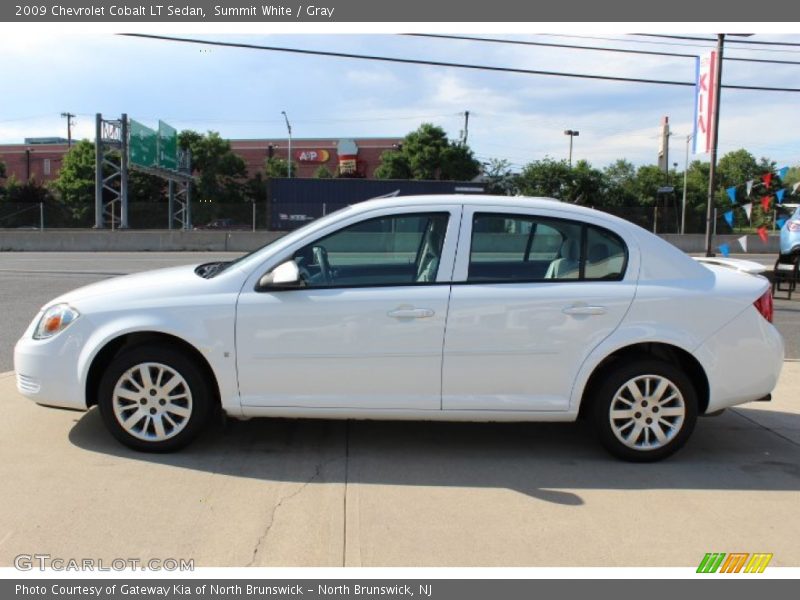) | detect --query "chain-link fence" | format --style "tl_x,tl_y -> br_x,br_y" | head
0,201 -> 272,230
0,199 -> 774,235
